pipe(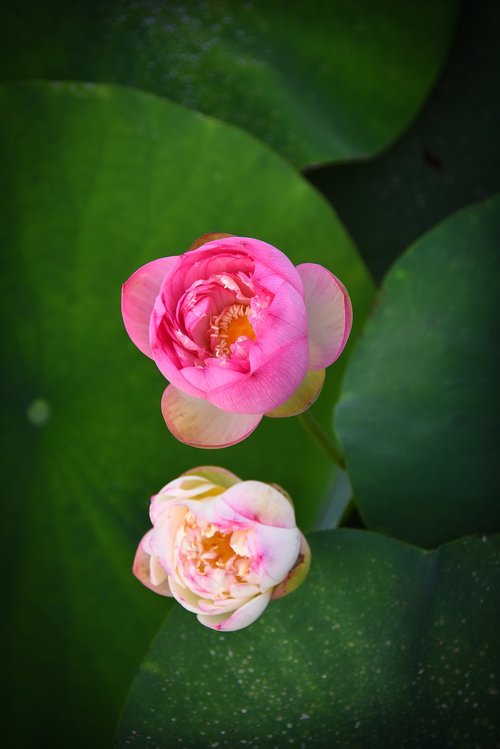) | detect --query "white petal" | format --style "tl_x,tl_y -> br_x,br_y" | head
197,591 -> 272,631
250,524 -> 301,590
221,481 -> 298,529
